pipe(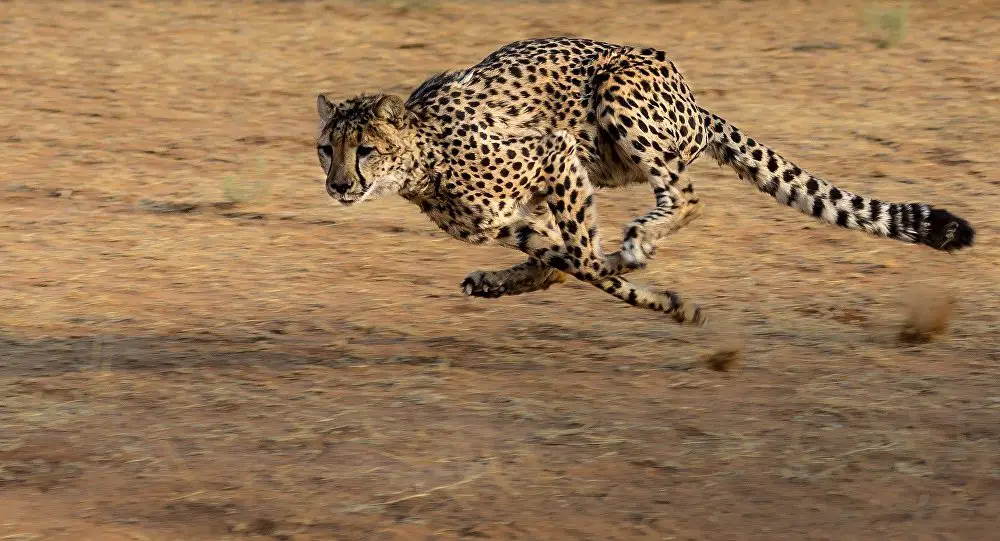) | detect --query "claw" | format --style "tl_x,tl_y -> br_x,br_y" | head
461,271 -> 505,298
